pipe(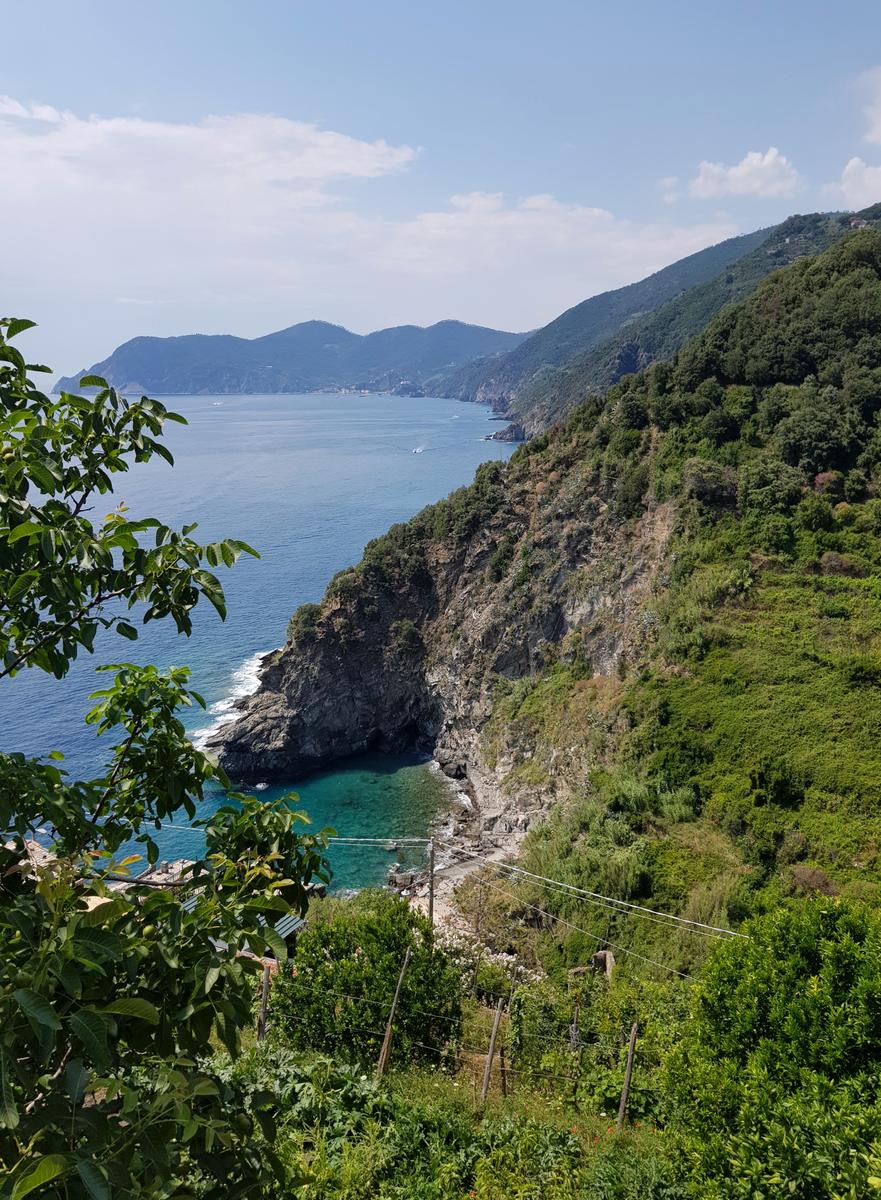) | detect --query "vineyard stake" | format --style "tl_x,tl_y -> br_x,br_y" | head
377,946 -> 412,1078
480,997 -> 505,1104
616,1022 -> 639,1132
